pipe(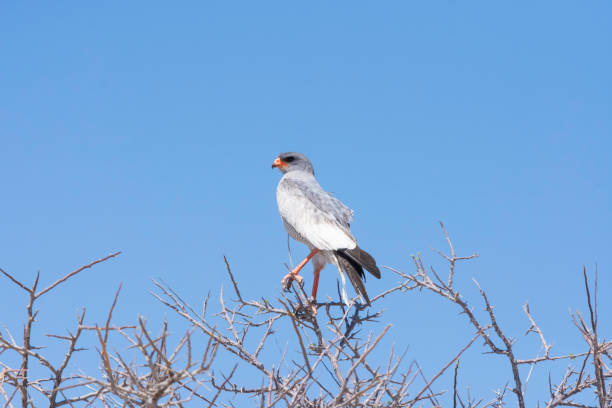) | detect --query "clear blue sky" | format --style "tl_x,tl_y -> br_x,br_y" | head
1,2 -> 611,405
